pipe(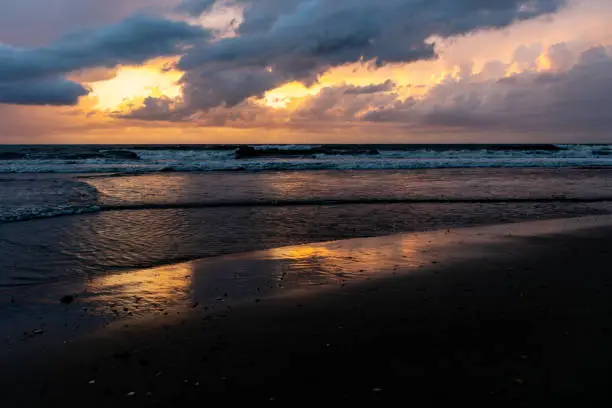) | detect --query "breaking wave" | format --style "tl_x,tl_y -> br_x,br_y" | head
1,144 -> 612,174
0,177 -> 101,223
